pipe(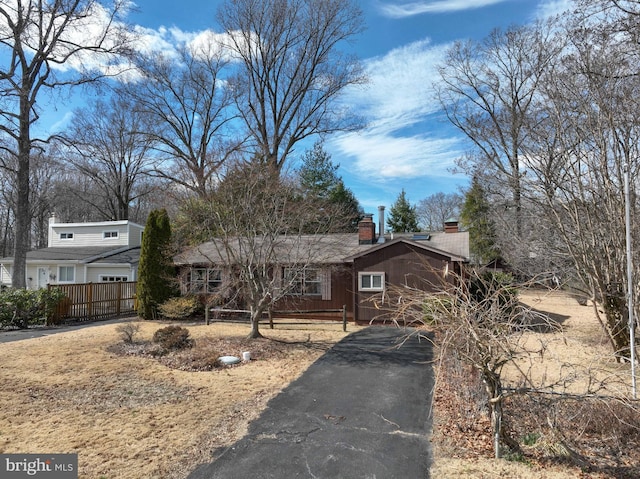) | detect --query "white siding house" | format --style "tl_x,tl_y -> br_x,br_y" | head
48,218 -> 142,248
0,215 -> 143,290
